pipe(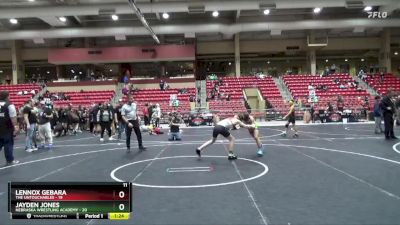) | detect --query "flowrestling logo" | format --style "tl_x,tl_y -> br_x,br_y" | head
367,11 -> 388,19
